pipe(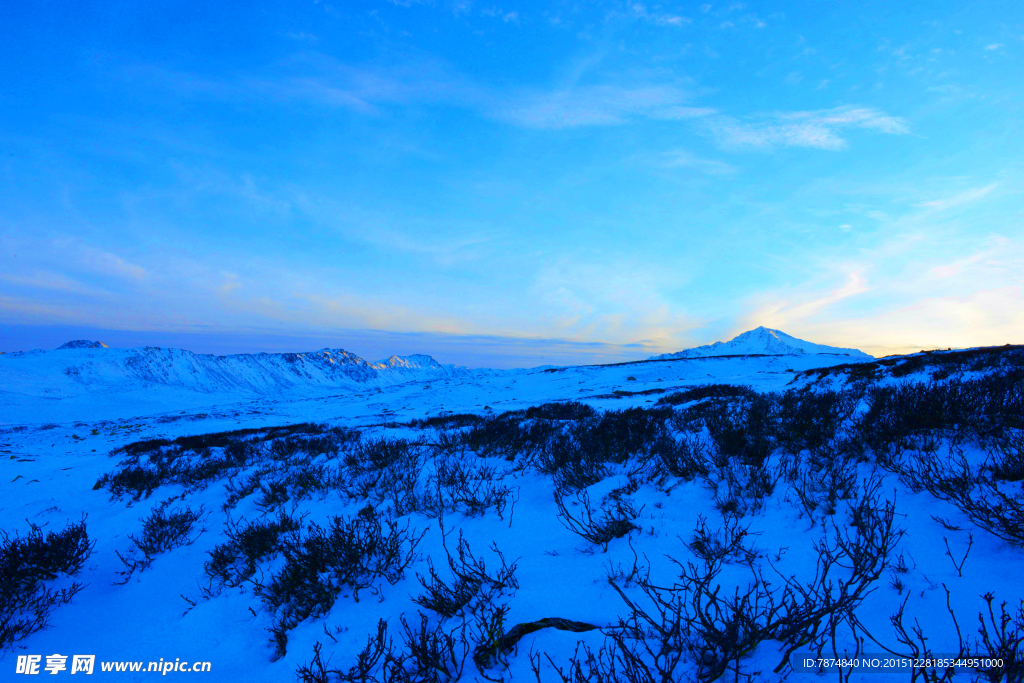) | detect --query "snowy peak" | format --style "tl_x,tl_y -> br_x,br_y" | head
649,326 -> 872,361
371,354 -> 444,371
57,340 -> 108,350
